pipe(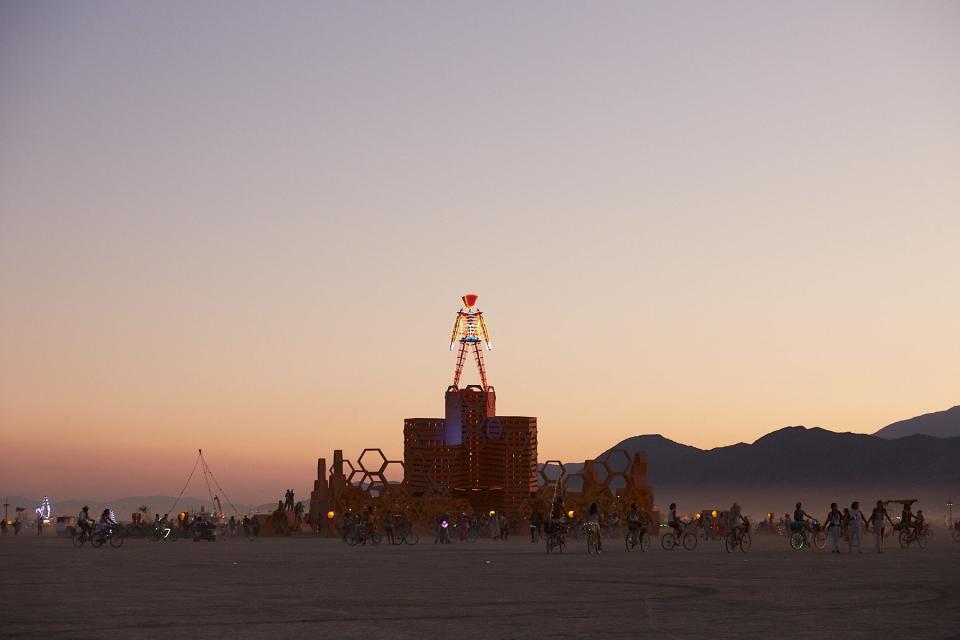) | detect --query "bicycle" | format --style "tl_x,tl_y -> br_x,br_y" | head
725,523 -> 752,553
545,523 -> 566,554
625,526 -> 651,552
346,527 -> 381,546
585,522 -> 601,554
898,524 -> 931,549
91,523 -> 125,549
395,527 -> 419,545
661,525 -> 698,551
71,524 -> 95,548
150,523 -> 178,542
952,523 -> 960,543
789,520 -> 827,551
